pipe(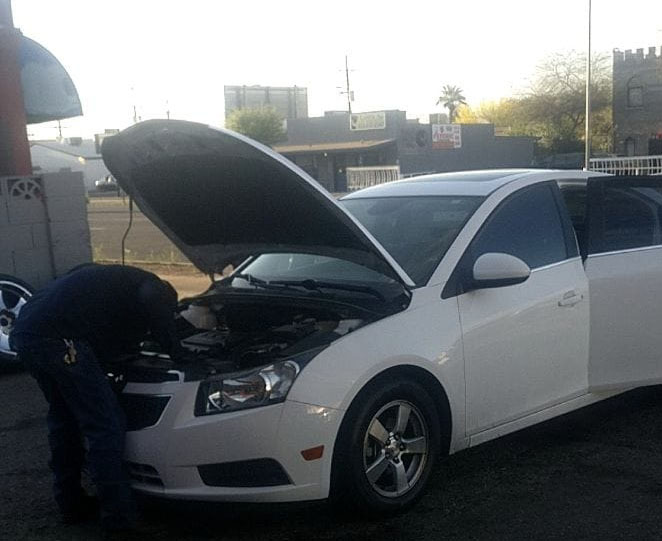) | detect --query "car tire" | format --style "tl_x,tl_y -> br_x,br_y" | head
0,274 -> 34,367
330,376 -> 441,515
